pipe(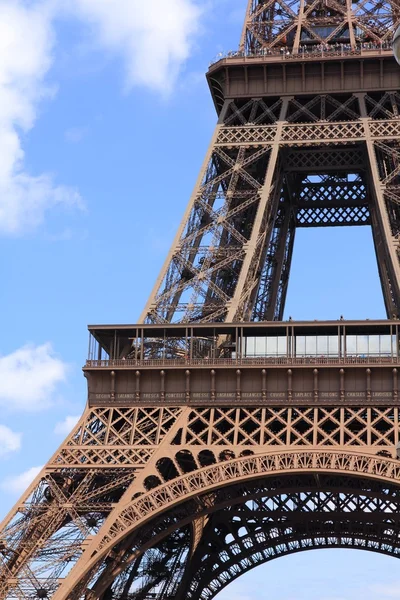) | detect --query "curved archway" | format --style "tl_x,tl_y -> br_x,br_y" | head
184,472 -> 400,599
53,449 -> 400,600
